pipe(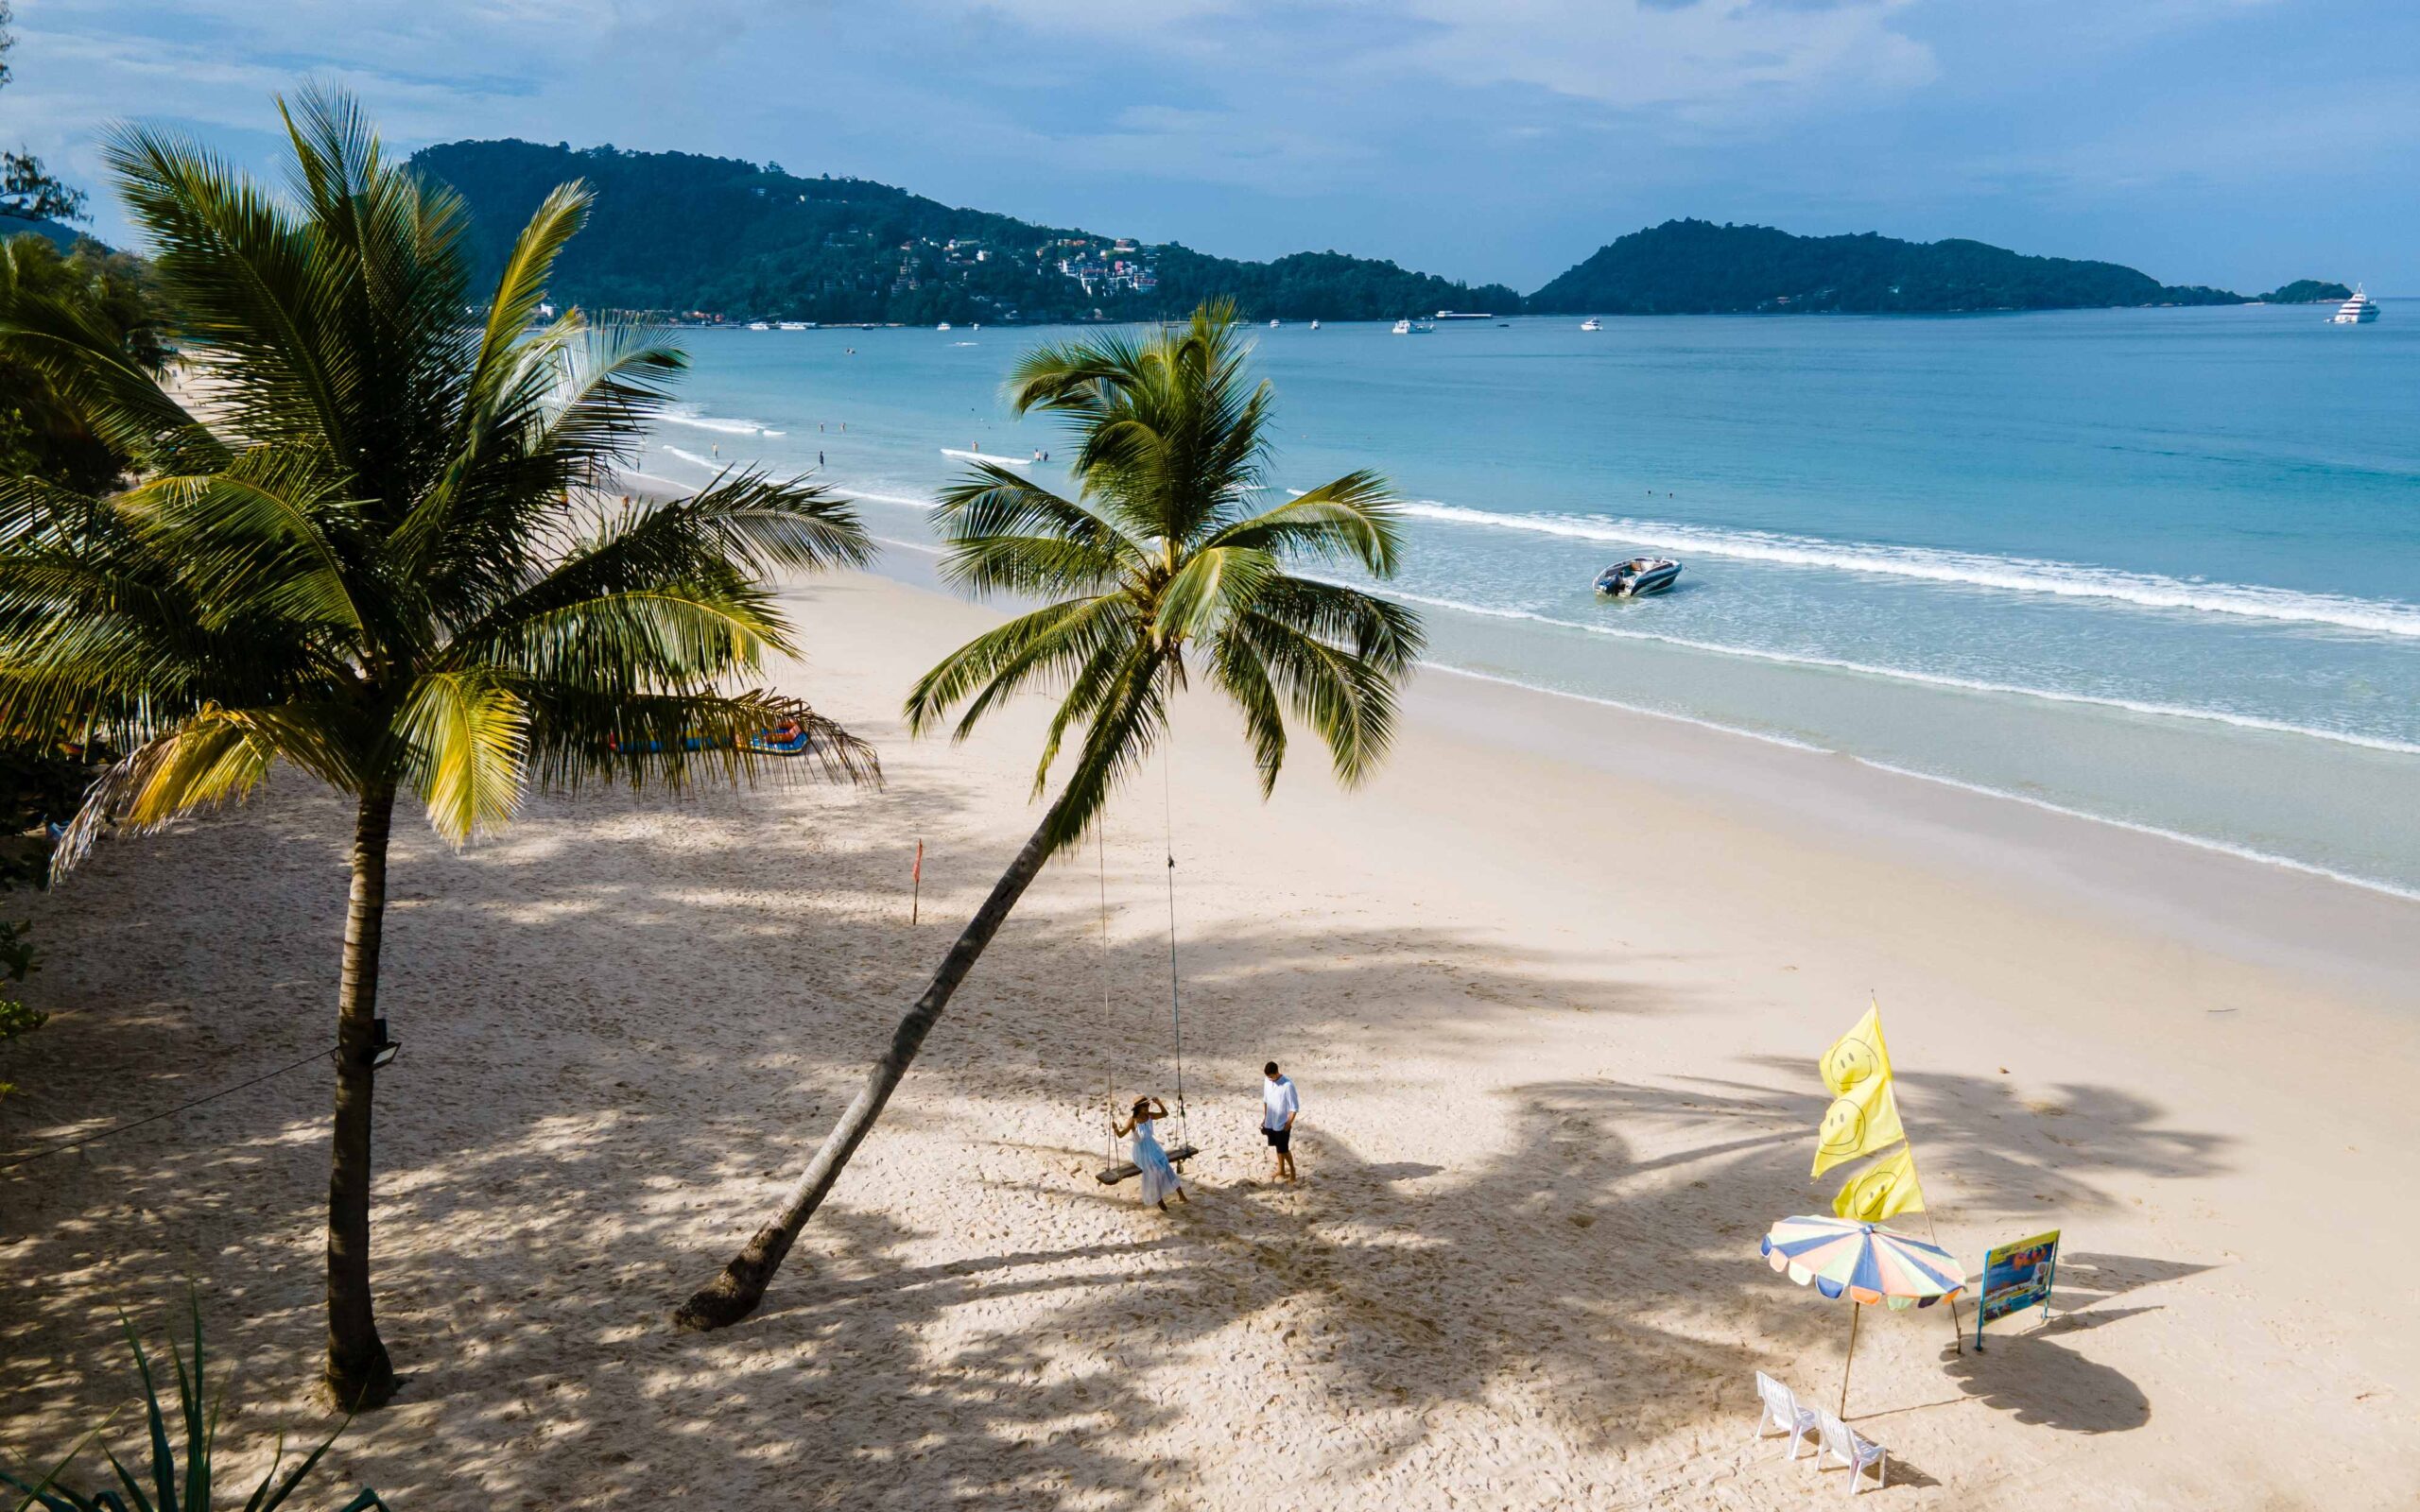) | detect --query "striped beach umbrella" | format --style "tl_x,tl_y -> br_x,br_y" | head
1760,1215 -> 1966,1416
1762,1215 -> 1965,1309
